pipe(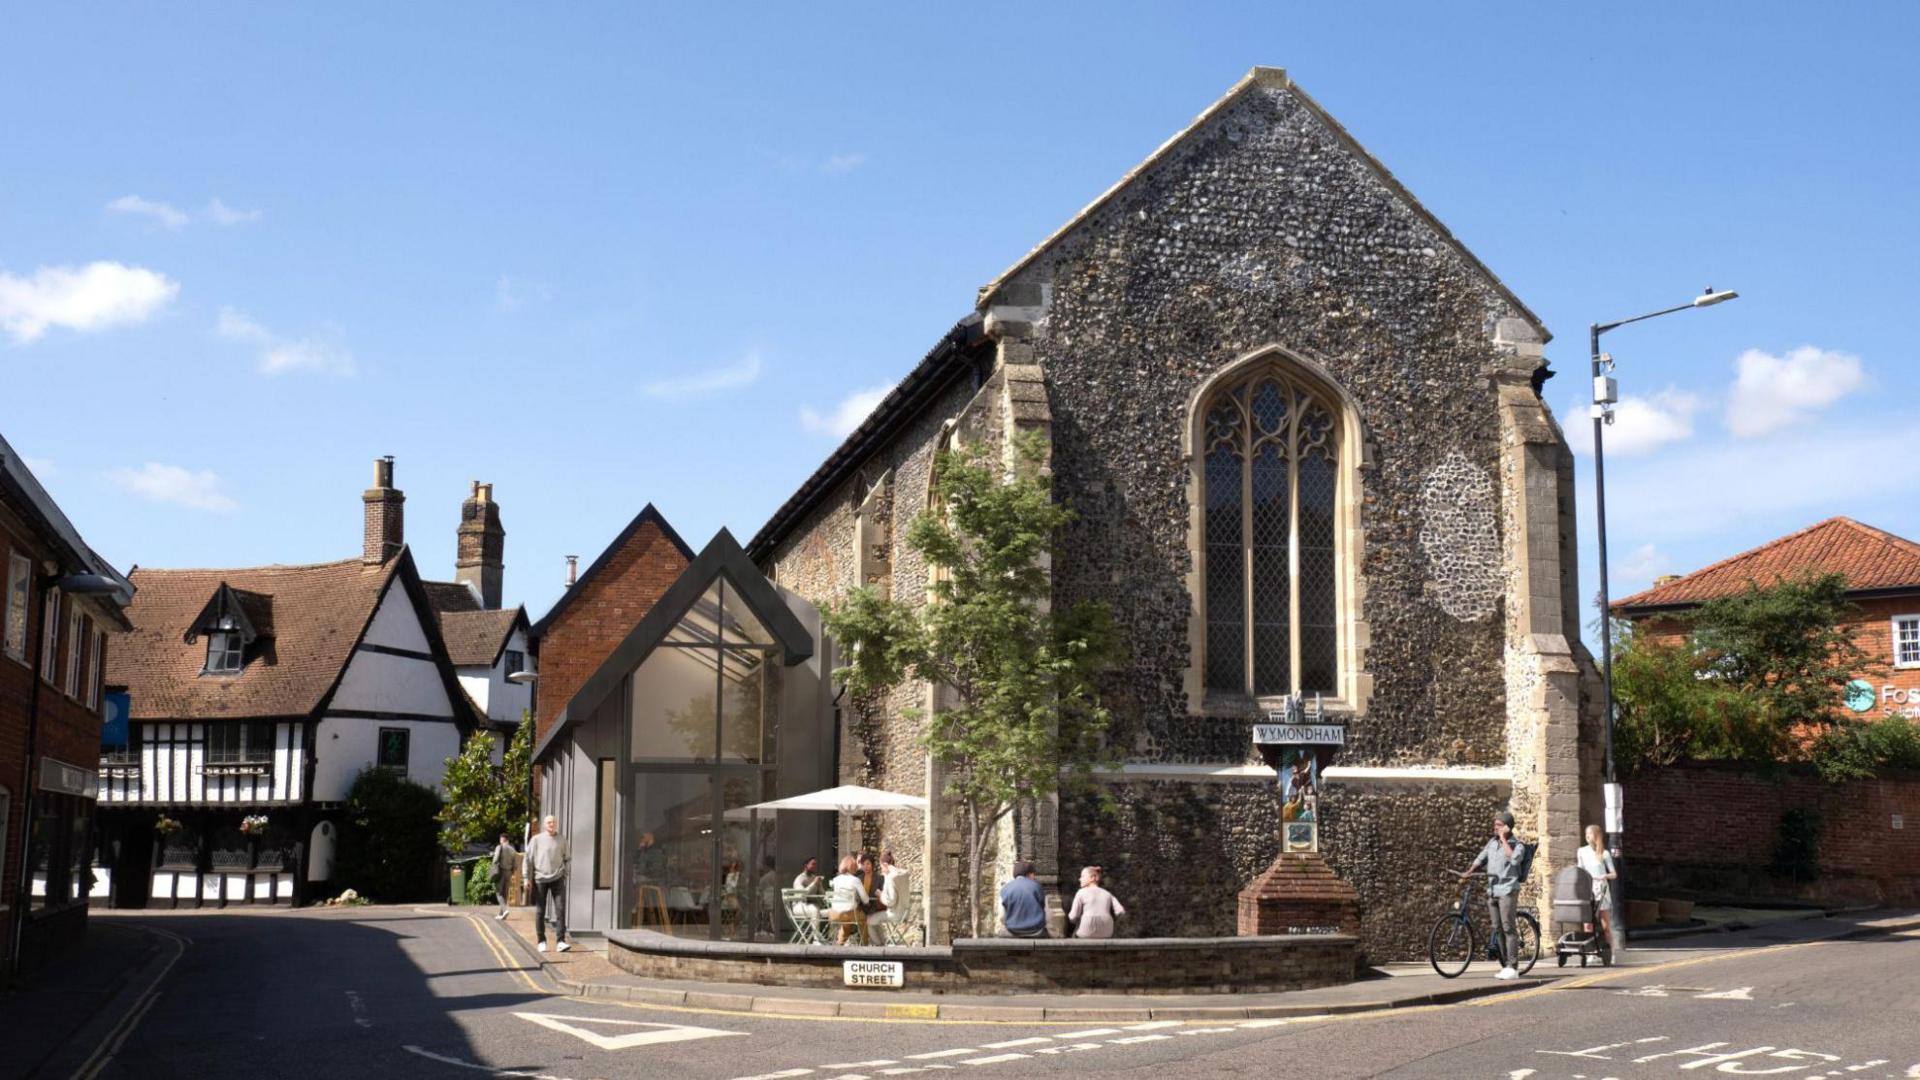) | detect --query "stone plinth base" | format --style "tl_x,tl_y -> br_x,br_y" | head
1237,853 -> 1362,942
